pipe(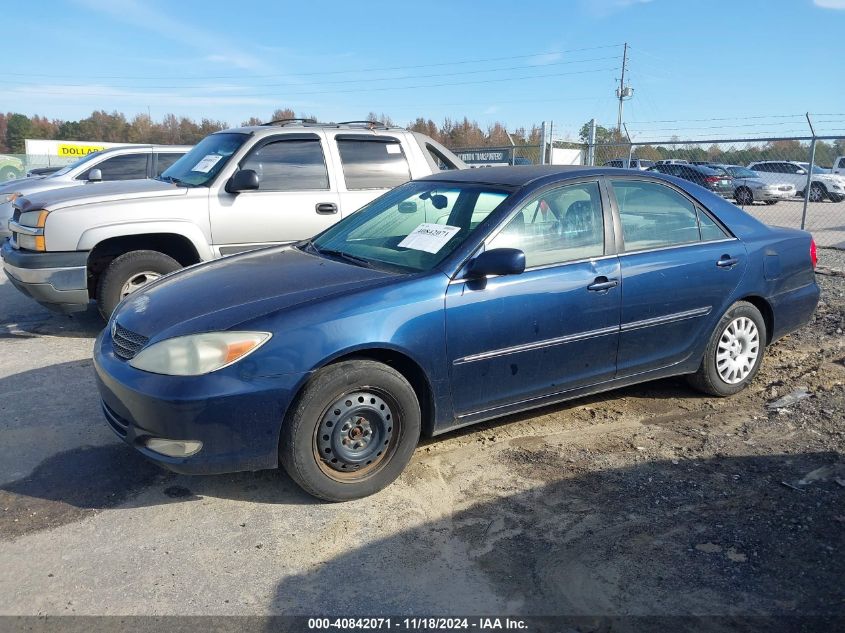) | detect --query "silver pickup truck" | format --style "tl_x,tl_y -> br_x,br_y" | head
0,144 -> 191,239
2,121 -> 465,317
